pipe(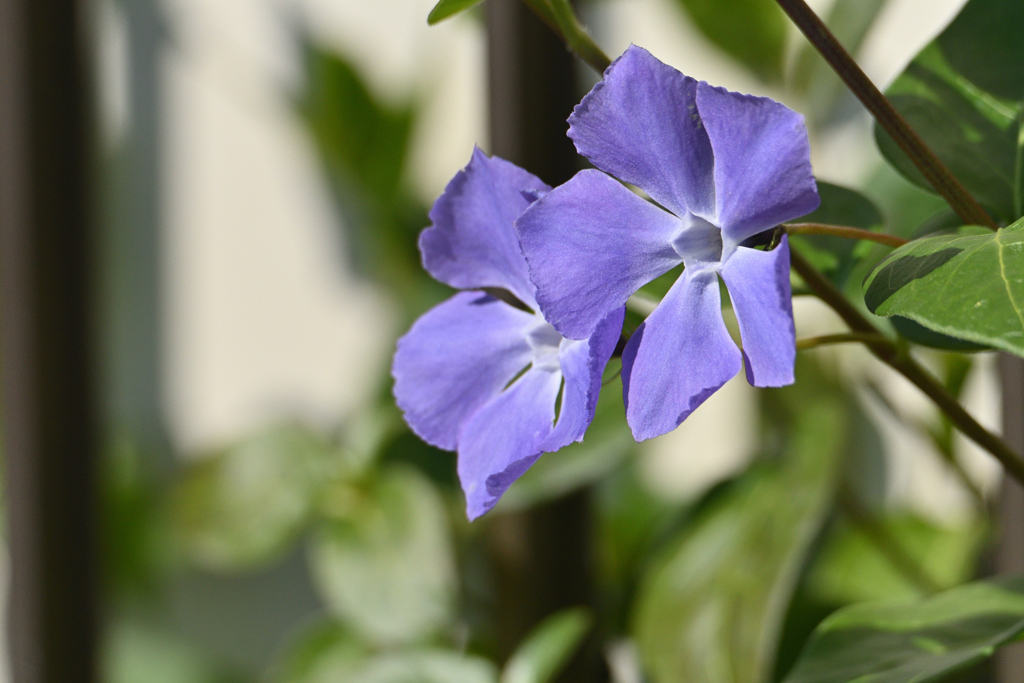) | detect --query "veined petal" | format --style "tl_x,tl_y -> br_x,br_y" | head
421,147 -> 549,309
541,306 -> 626,452
720,238 -> 796,387
392,292 -> 534,451
696,83 -> 819,246
568,45 -> 716,219
621,269 -> 741,441
517,170 -> 682,340
457,368 -> 562,519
